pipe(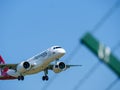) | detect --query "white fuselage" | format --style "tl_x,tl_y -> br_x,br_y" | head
14,46 -> 66,76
